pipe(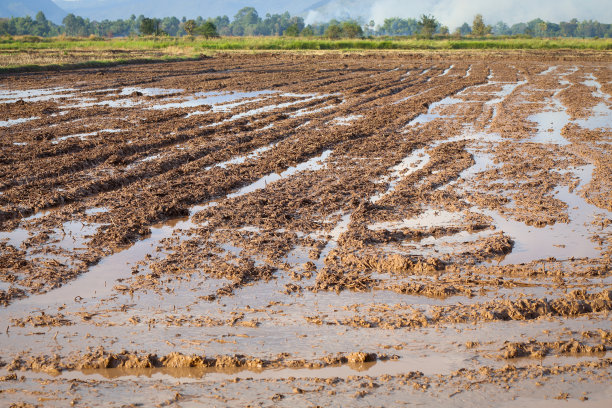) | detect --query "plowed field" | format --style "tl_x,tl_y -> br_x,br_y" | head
1,52 -> 611,406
